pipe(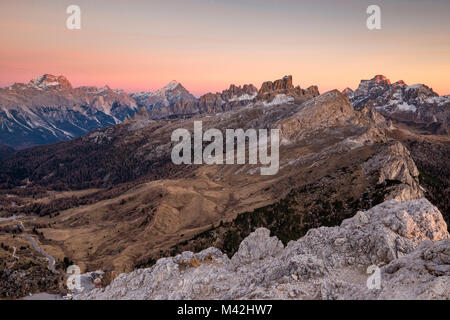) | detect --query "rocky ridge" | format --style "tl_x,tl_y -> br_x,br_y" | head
75,198 -> 449,300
